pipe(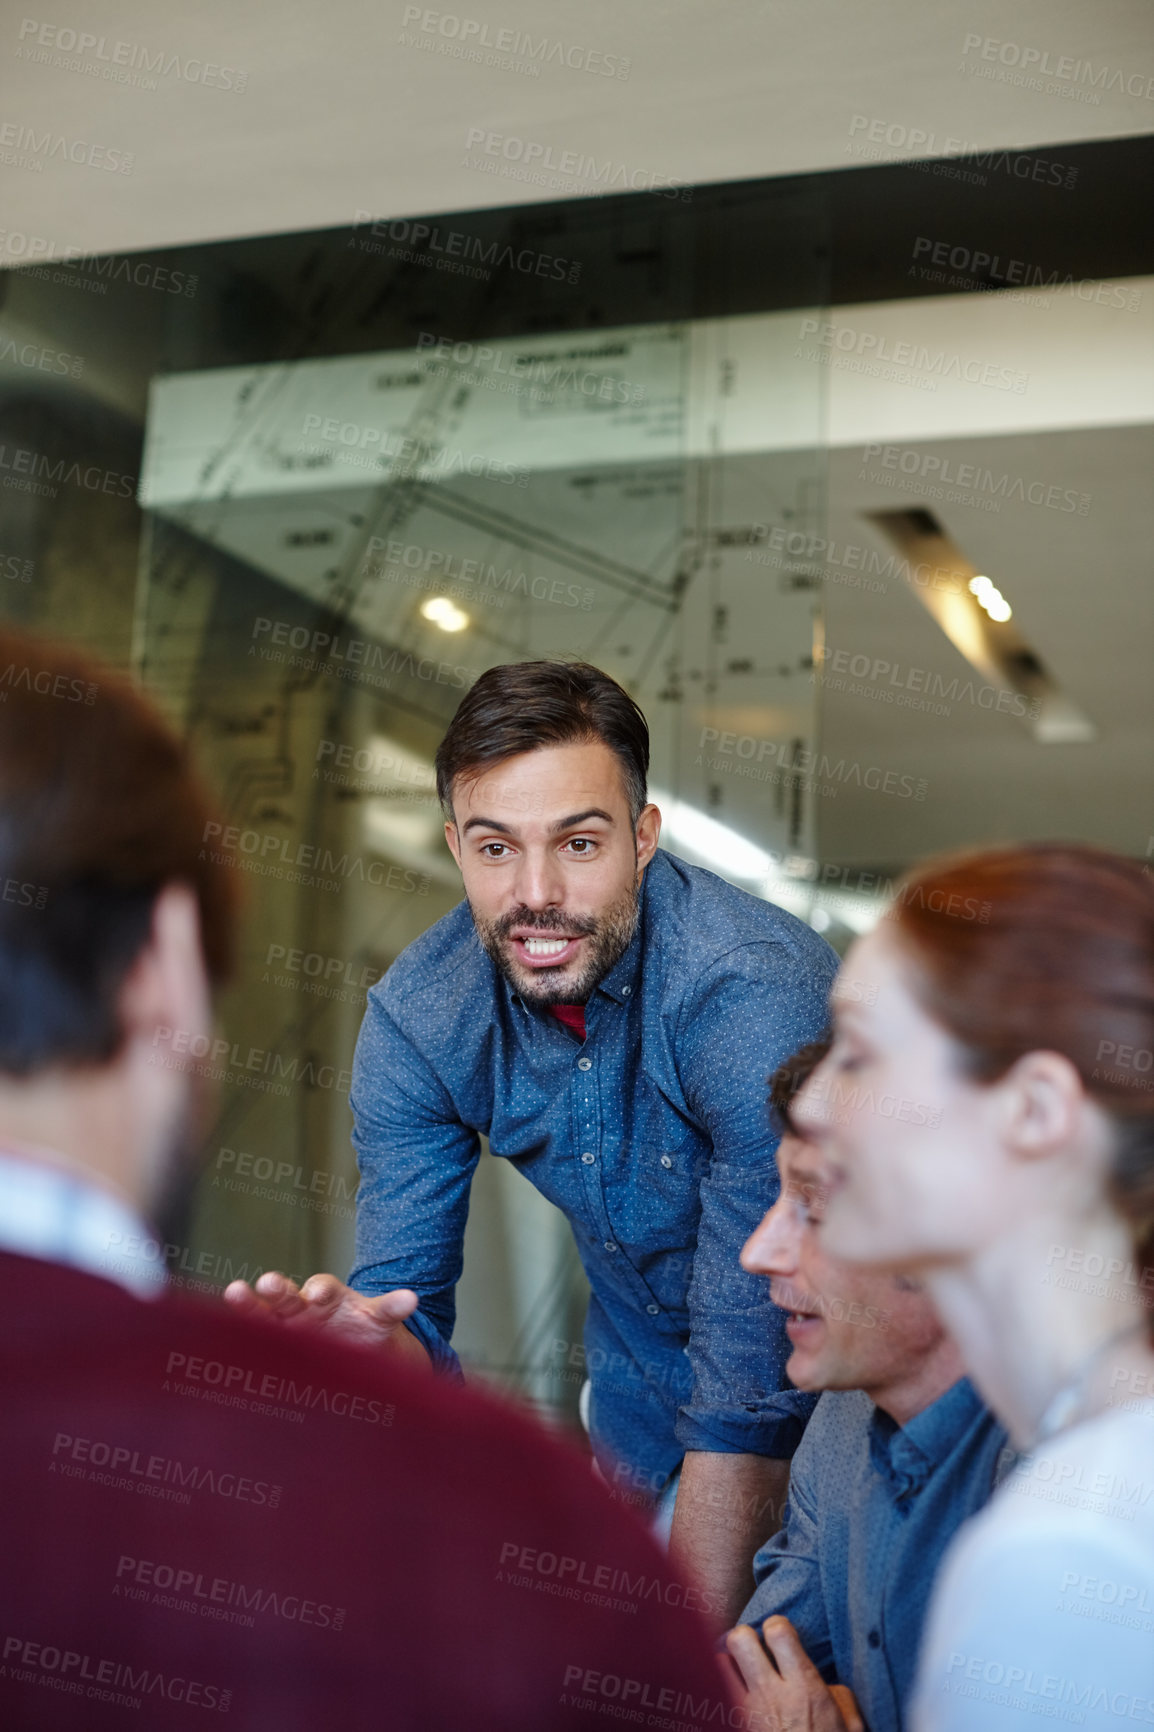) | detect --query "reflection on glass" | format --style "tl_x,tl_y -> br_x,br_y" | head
130,307 -> 825,1412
